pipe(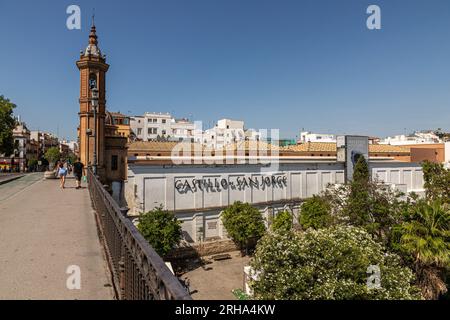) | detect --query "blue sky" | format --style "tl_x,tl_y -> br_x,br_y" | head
0,0 -> 449,141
